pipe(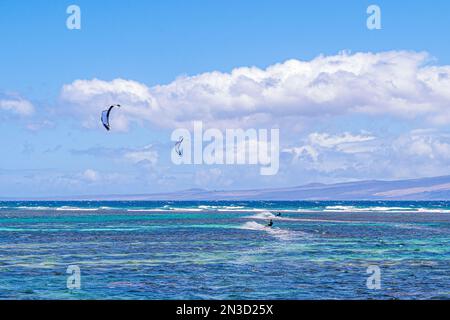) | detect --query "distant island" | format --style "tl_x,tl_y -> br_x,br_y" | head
5,175 -> 450,201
